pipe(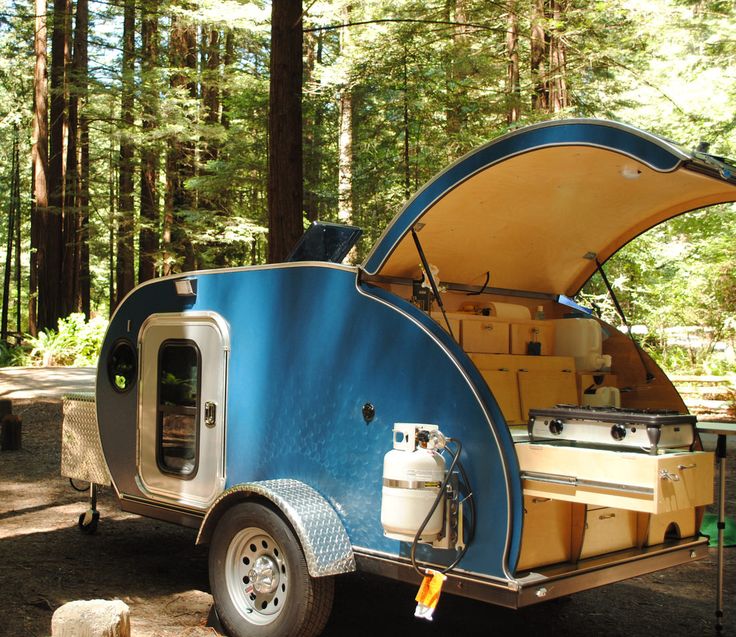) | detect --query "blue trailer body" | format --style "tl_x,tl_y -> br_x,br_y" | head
97,263 -> 523,580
